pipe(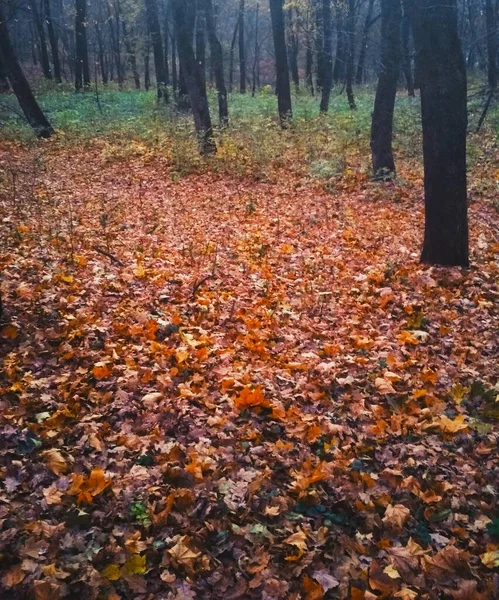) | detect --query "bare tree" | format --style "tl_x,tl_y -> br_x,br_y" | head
269,0 -> 293,126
